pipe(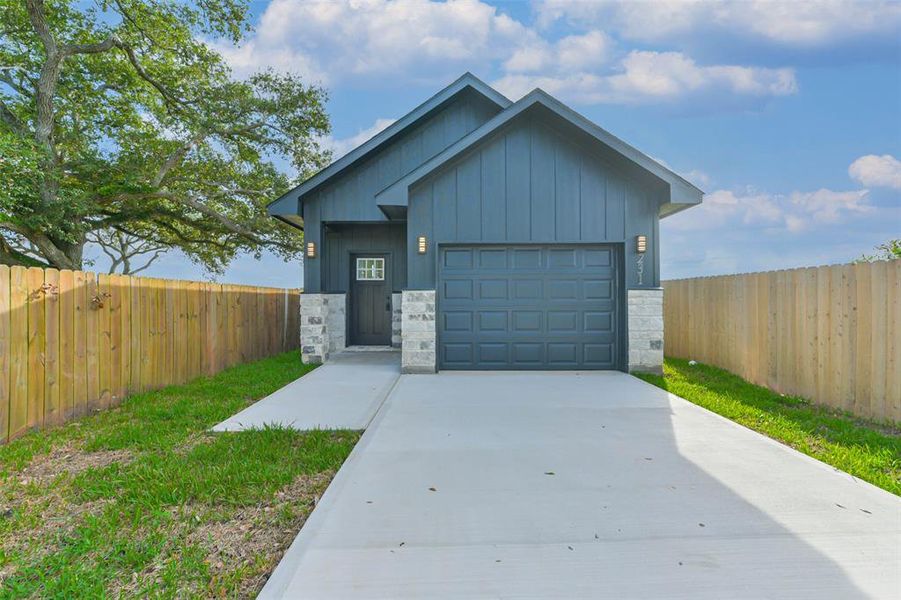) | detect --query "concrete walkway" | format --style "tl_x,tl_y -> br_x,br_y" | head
212,350 -> 399,431
260,370 -> 900,599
